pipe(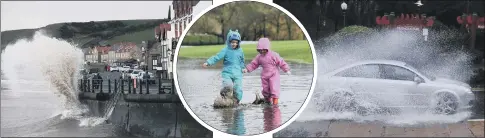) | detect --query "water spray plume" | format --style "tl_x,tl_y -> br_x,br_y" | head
305,26 -> 475,125
316,26 -> 474,82
1,30 -> 88,116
